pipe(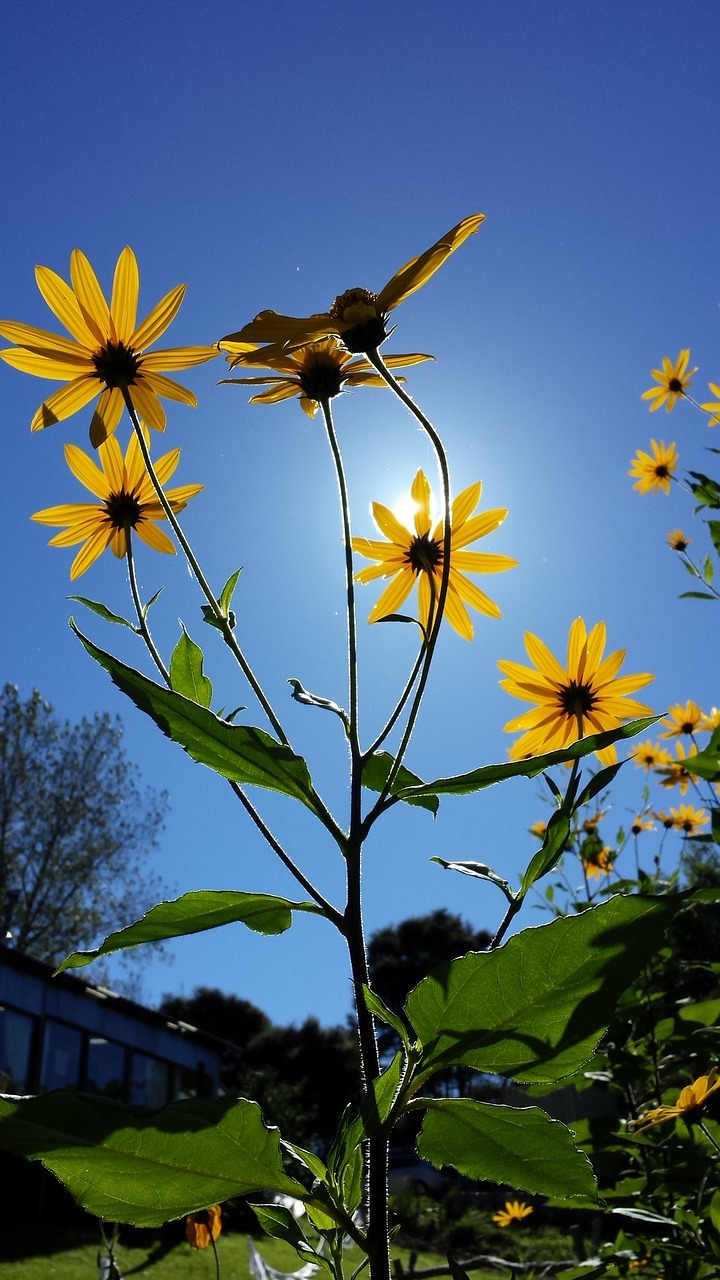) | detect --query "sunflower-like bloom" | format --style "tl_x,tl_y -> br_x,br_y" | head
492,1200 -> 534,1227
628,439 -> 679,495
582,810 -> 606,833
702,706 -> 720,730
667,529 -> 692,552
186,1205 -> 222,1249
0,247 -> 218,446
218,337 -> 433,418
641,349 -> 697,413
582,846 -> 614,879
498,619 -> 654,766
529,820 -> 548,839
696,381 -> 717,427
631,740 -> 673,772
631,815 -> 655,835
31,429 -> 202,579
219,214 -> 485,355
657,740 -> 699,795
670,804 -> 709,835
351,469 -> 516,641
661,699 -> 704,738
629,1068 -> 720,1133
